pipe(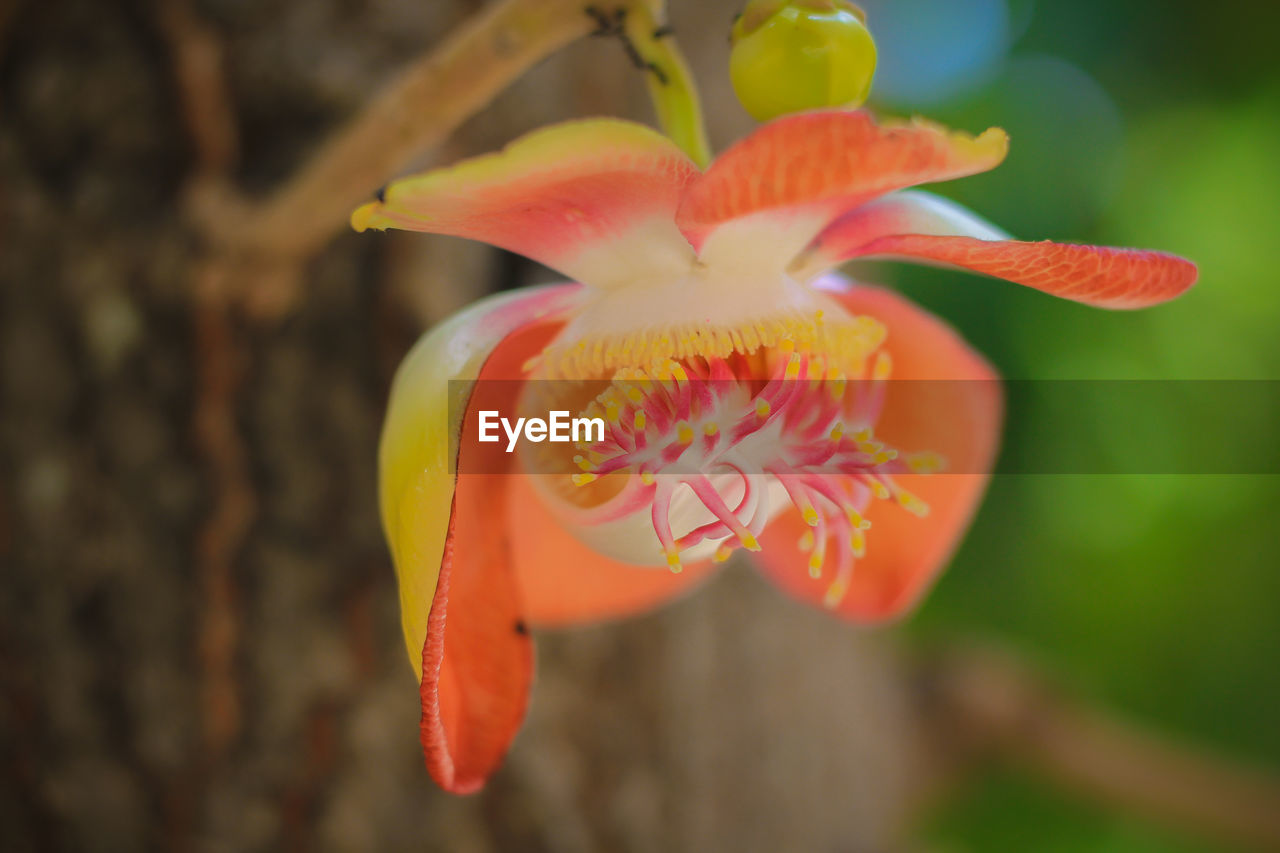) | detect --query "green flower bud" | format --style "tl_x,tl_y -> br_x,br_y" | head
730,0 -> 877,121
